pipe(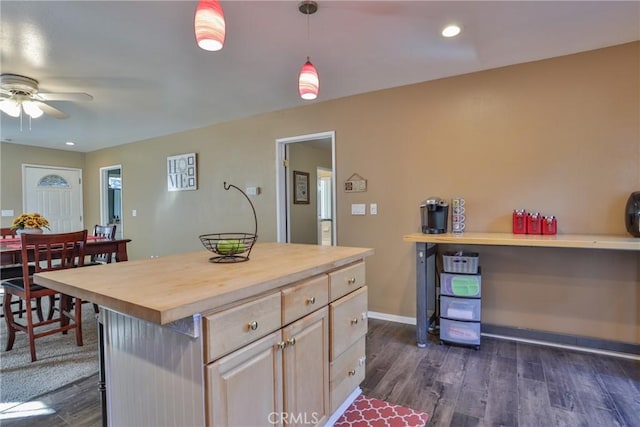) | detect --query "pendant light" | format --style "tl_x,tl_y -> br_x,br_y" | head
298,1 -> 319,100
195,0 -> 226,51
